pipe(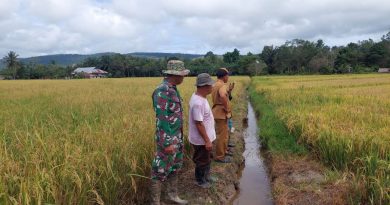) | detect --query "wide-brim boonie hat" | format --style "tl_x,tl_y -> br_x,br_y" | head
162,60 -> 190,76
